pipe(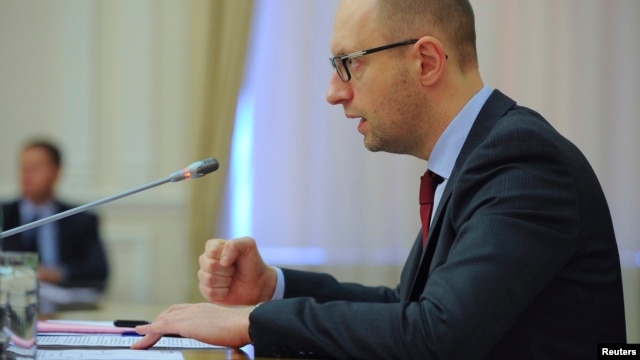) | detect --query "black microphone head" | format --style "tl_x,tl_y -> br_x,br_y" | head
195,158 -> 219,177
